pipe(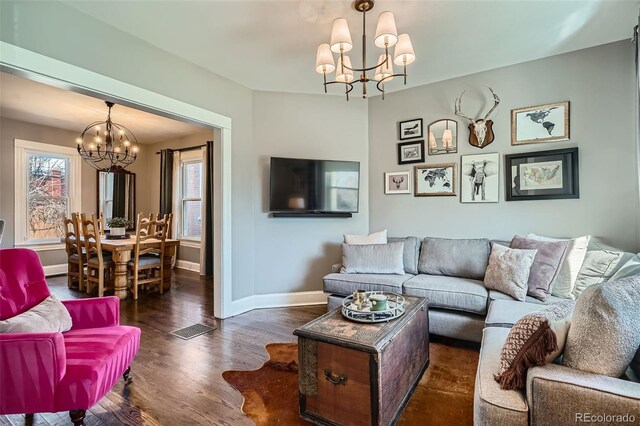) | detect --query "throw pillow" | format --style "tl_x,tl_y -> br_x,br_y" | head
341,242 -> 404,275
572,250 -> 623,298
388,236 -> 420,275
563,276 -> 640,377
494,300 -> 575,390
484,244 -> 538,301
527,233 -> 590,299
610,253 -> 640,281
417,237 -> 491,280
0,295 -> 72,333
343,229 -> 387,245
510,236 -> 568,301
